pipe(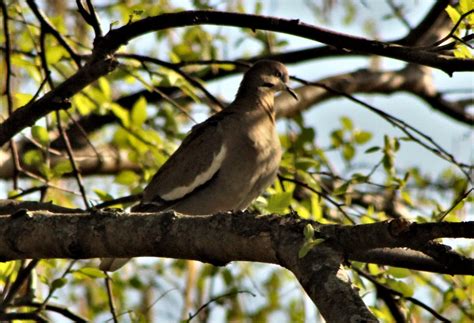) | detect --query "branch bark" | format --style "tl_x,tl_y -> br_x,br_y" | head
102,10 -> 472,74
1,203 -> 472,320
